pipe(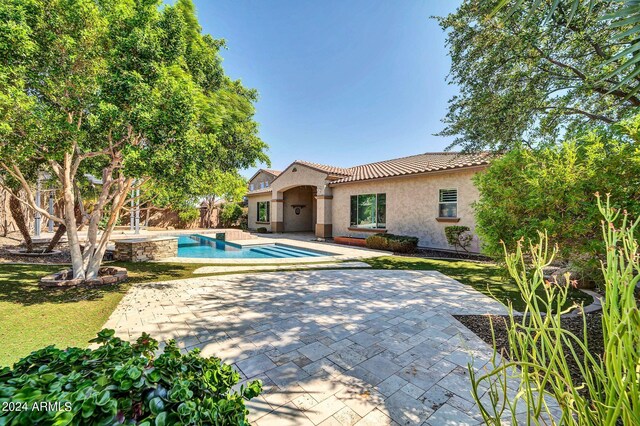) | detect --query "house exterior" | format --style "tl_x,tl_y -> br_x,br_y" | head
246,152 -> 491,252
